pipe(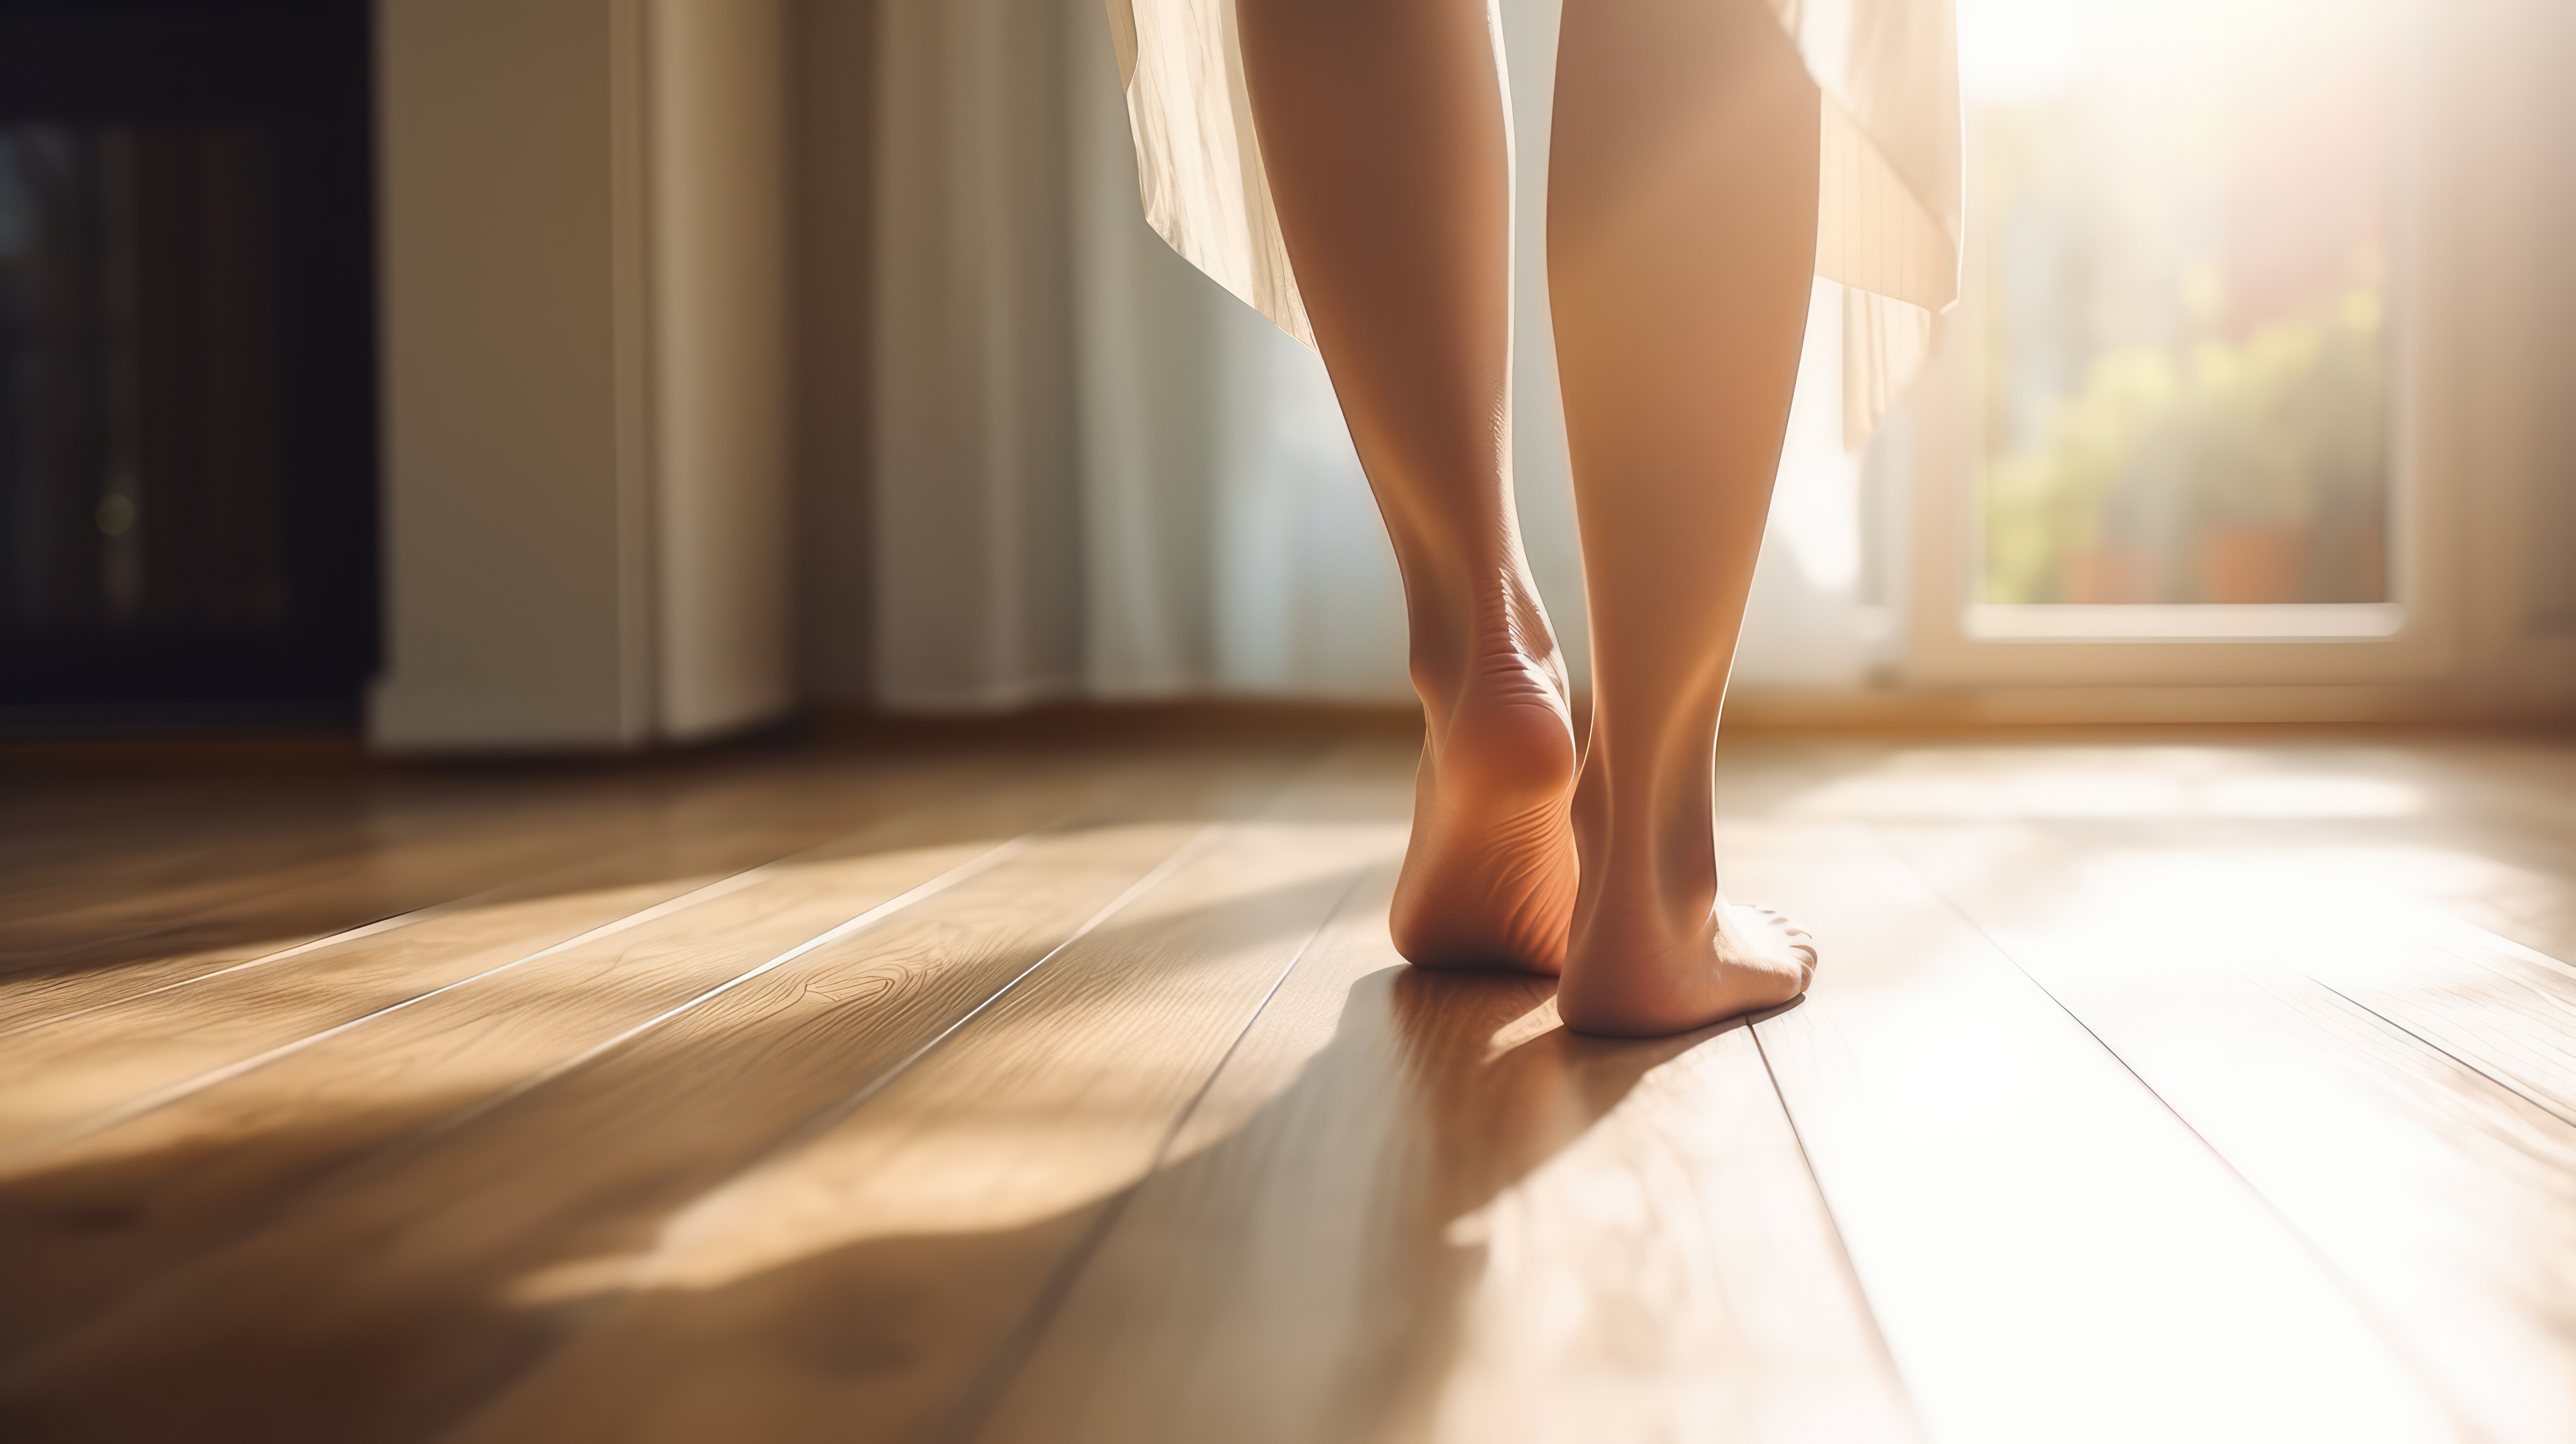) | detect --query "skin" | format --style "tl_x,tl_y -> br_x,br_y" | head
1235,0 -> 1819,1036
